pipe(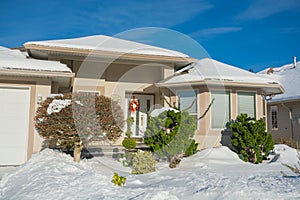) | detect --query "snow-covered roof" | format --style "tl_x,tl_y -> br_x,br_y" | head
24,35 -> 189,58
0,46 -> 71,73
258,61 -> 300,102
157,58 -> 283,95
